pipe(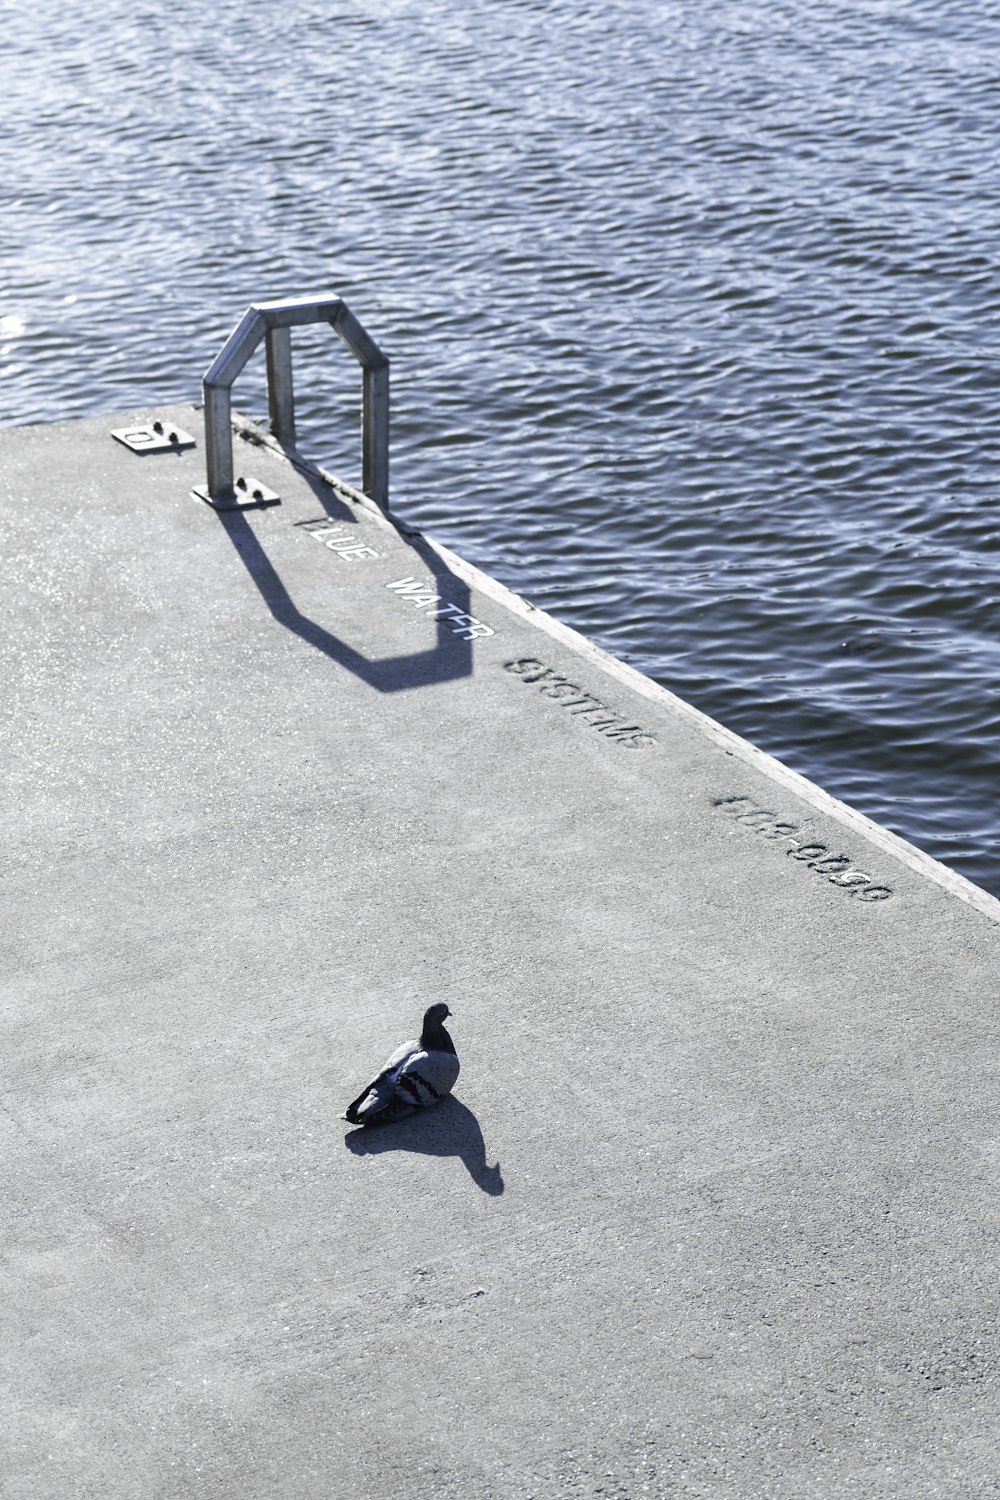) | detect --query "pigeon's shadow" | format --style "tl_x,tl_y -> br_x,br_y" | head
344,1096 -> 504,1196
